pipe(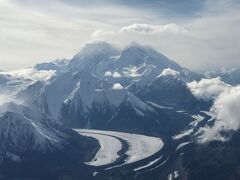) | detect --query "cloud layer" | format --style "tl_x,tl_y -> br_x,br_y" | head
0,68 -> 56,81
187,78 -> 231,101
188,78 -> 240,143
0,0 -> 240,71
120,24 -> 187,34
